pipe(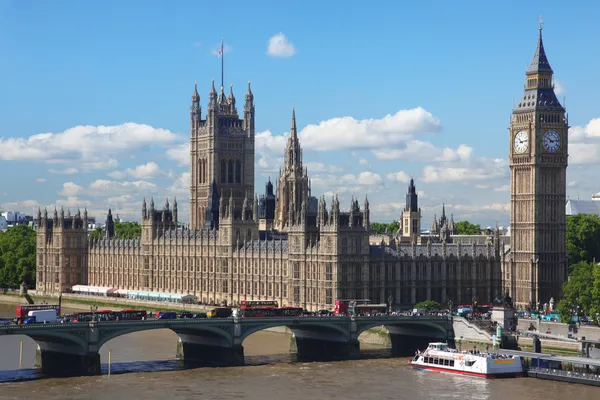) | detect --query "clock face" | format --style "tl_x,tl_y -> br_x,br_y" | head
543,130 -> 561,152
513,130 -> 529,154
